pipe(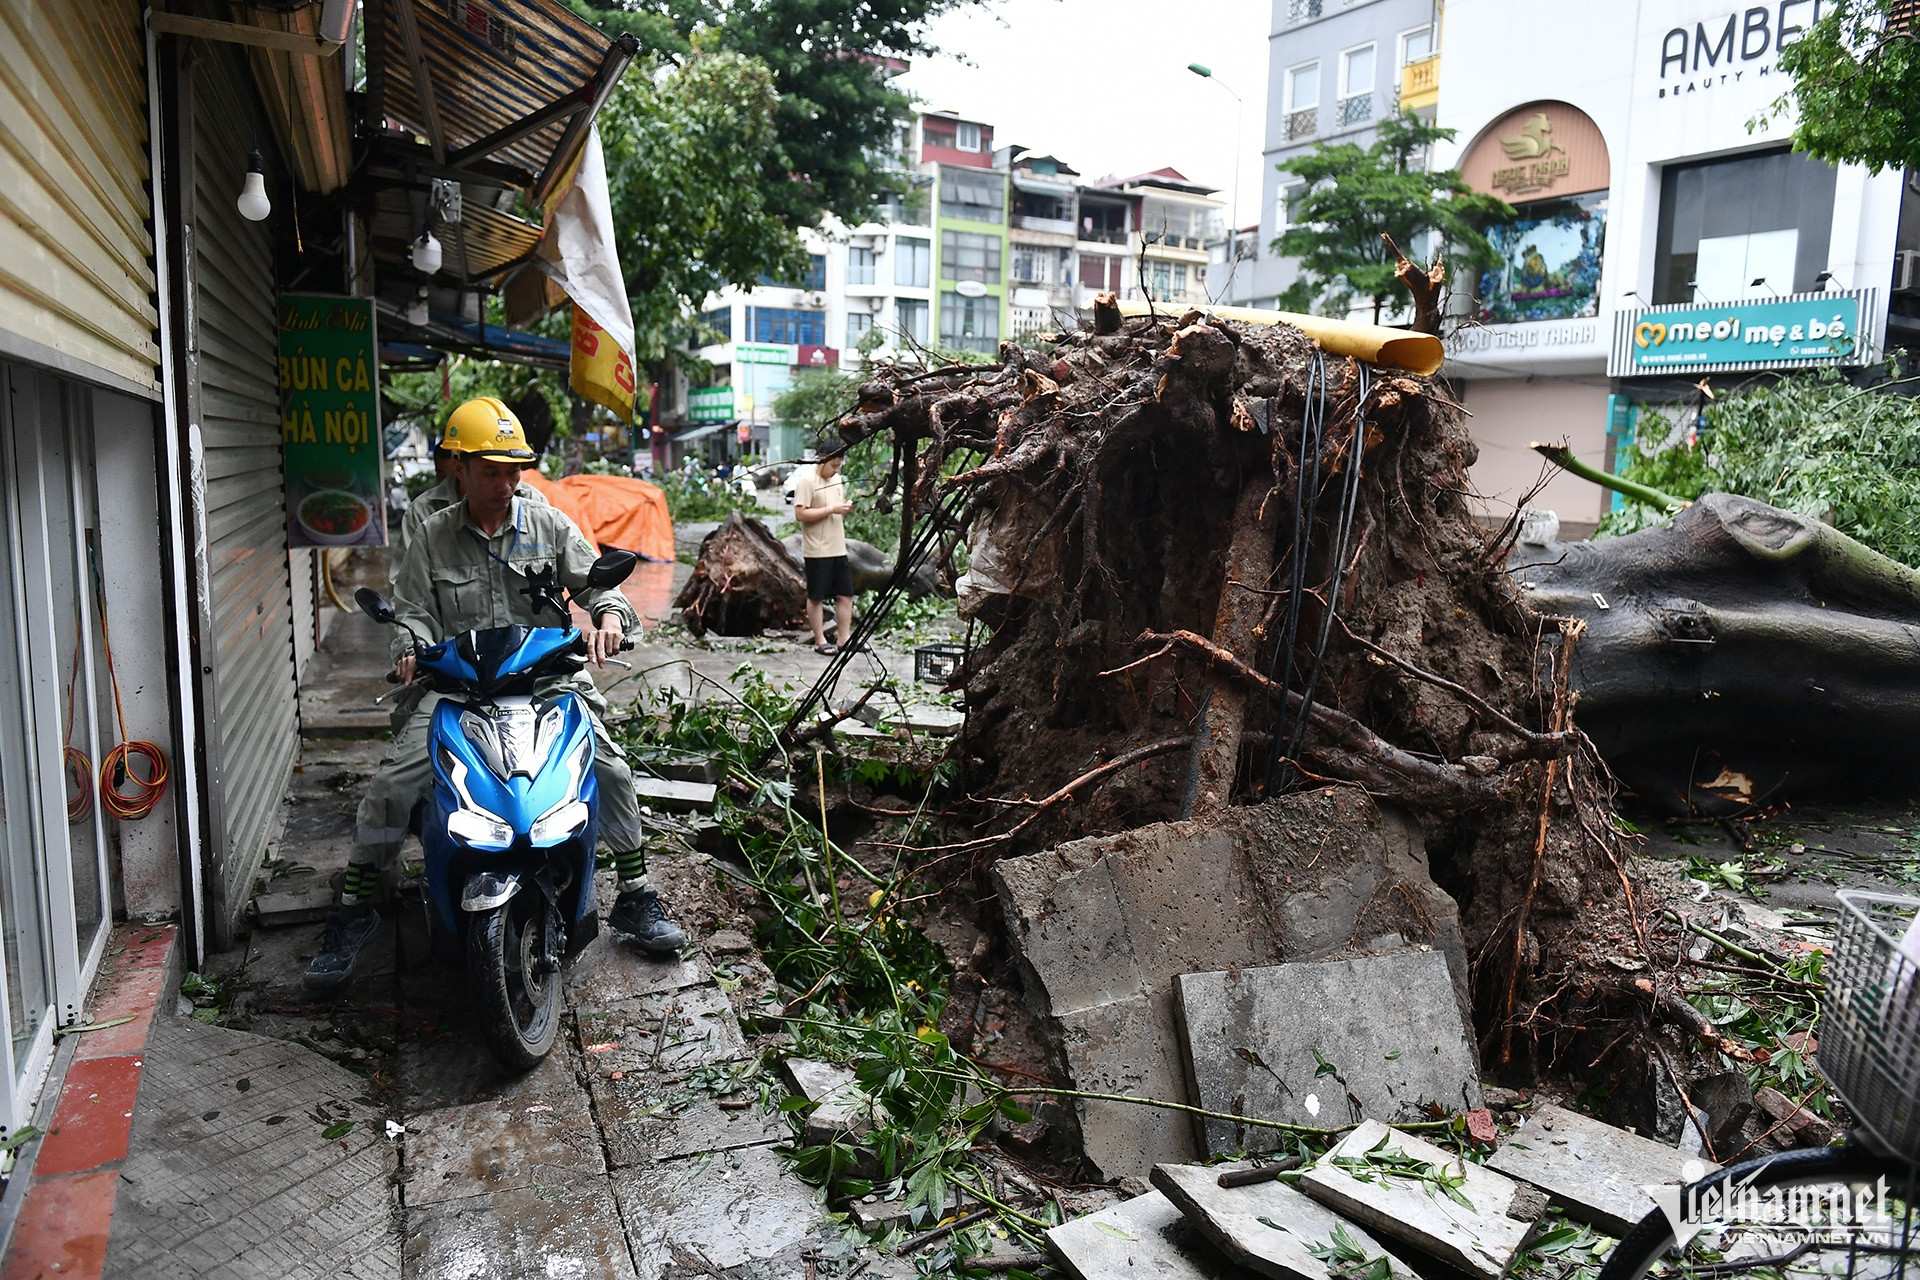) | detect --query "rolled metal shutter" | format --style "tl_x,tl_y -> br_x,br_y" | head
192,43 -> 299,936
0,1 -> 159,394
